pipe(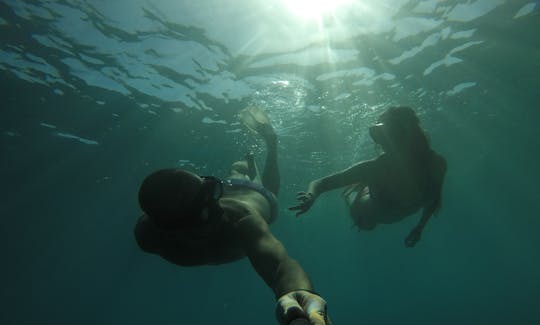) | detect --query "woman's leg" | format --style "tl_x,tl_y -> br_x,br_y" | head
347,193 -> 379,230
